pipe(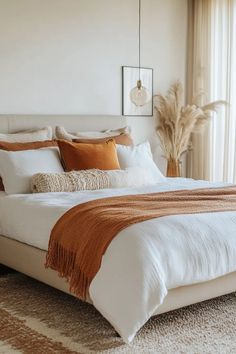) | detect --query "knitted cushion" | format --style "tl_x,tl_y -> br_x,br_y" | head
31,167 -> 154,193
31,170 -> 110,193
